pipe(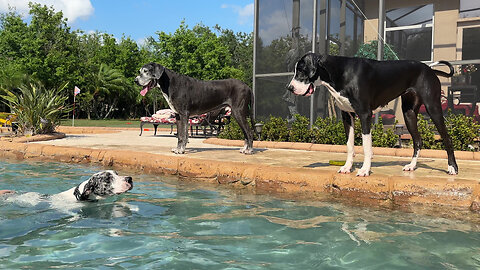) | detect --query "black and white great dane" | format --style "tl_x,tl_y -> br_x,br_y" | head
4,171 -> 133,209
135,63 -> 255,154
53,170 -> 133,202
287,53 -> 458,176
